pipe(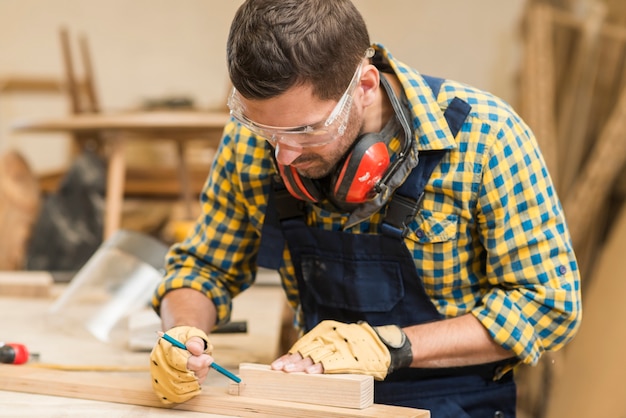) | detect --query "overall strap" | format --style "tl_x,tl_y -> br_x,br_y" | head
381,76 -> 471,238
257,175 -> 305,270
